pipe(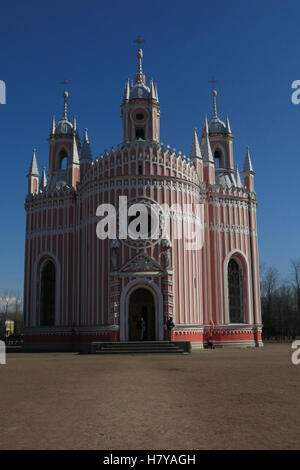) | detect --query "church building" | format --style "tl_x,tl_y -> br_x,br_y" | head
23,43 -> 263,350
